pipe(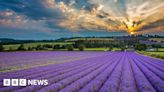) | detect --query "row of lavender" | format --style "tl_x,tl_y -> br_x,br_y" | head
0,52 -> 164,92
0,51 -> 106,72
